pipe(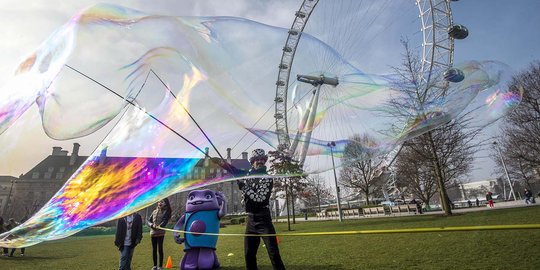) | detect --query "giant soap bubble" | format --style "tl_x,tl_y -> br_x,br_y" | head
0,4 -> 521,247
